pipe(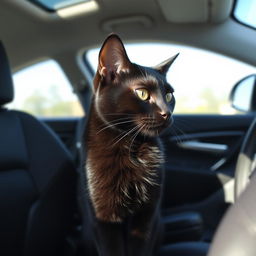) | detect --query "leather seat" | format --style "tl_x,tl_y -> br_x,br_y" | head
0,41 -> 77,256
